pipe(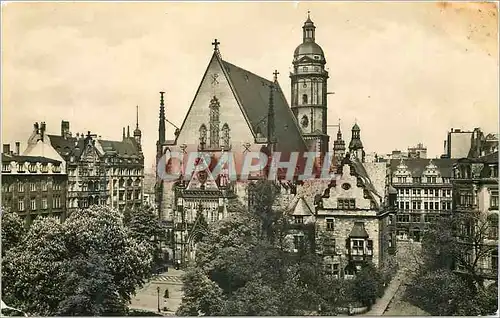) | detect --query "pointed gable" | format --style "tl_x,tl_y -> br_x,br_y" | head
290,196 -> 314,217
171,51 -> 307,153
